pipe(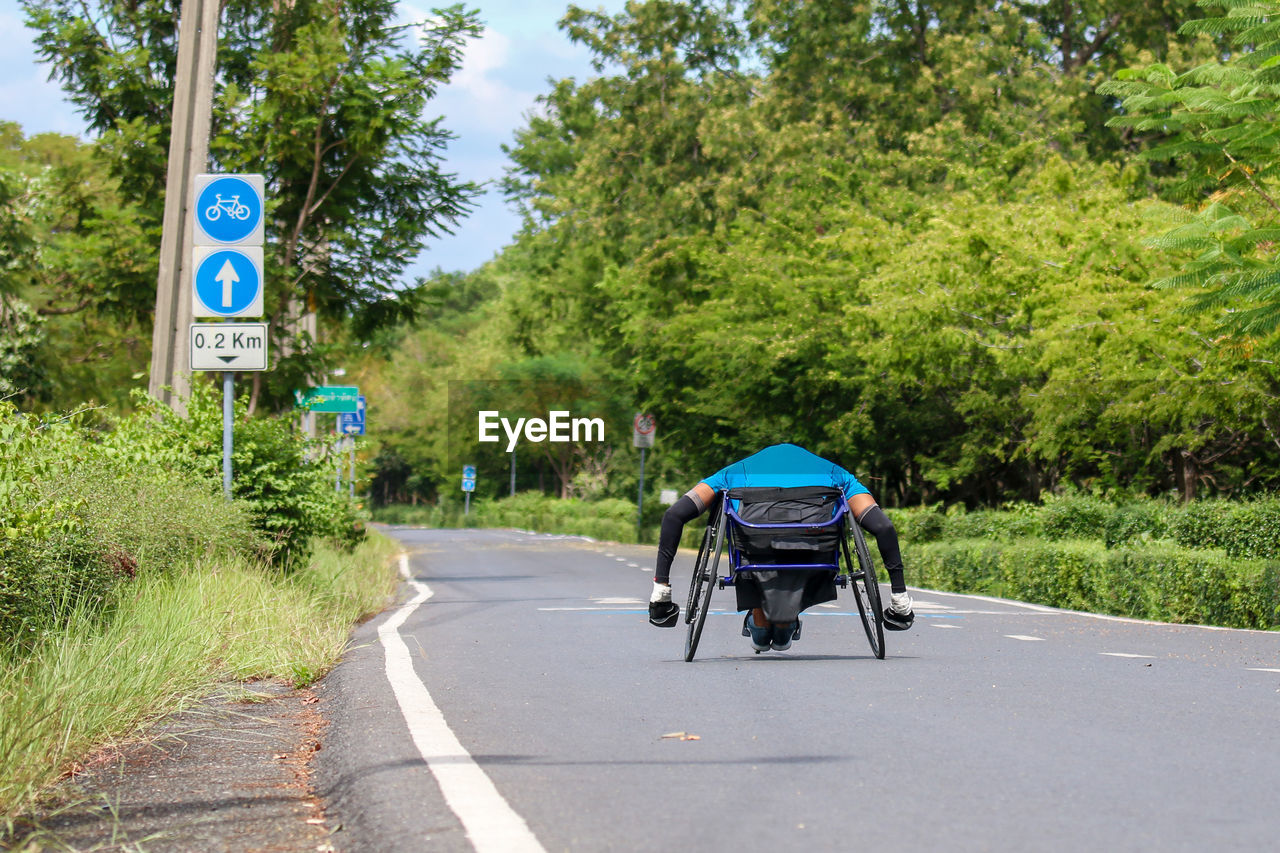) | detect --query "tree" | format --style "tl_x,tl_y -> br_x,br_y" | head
1101,0 -> 1280,348
23,0 -> 483,409
0,123 -> 153,407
